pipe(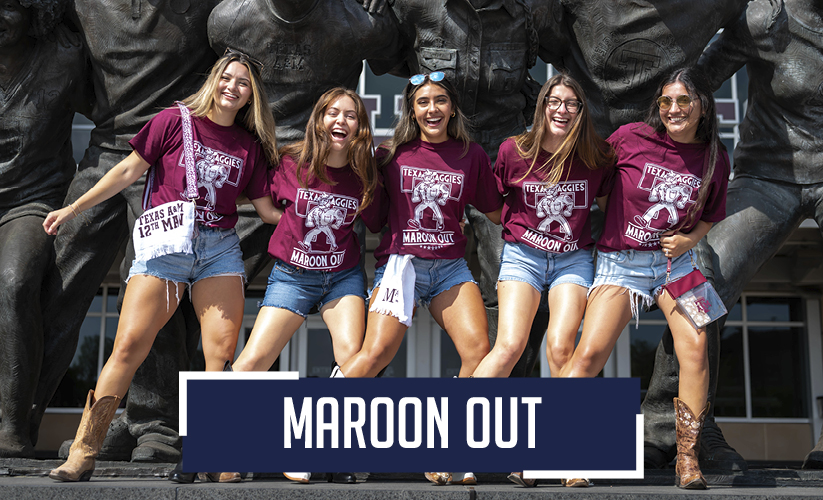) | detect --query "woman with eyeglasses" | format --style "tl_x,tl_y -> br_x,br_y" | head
44,49 -> 282,483
560,67 -> 730,490
331,72 -> 502,486
467,73 -> 614,489
230,88 -> 381,485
